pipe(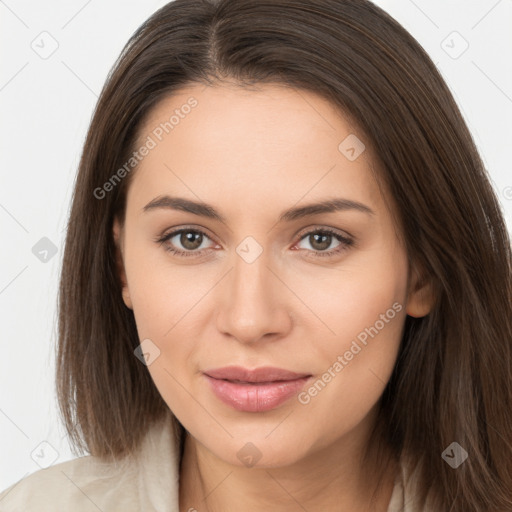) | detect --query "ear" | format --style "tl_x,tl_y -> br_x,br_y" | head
112,216 -> 133,310
405,261 -> 435,318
